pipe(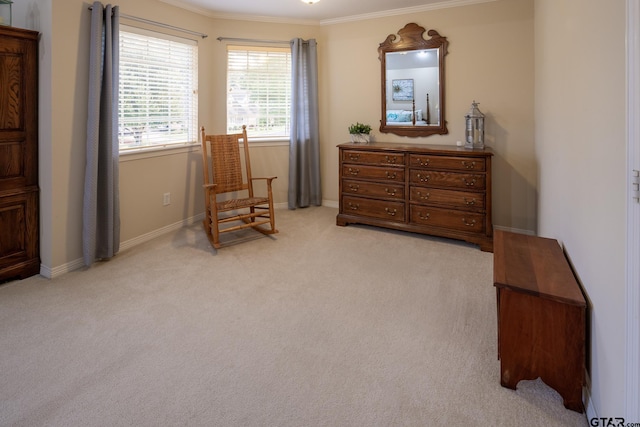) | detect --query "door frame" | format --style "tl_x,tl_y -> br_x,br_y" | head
626,0 -> 640,420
